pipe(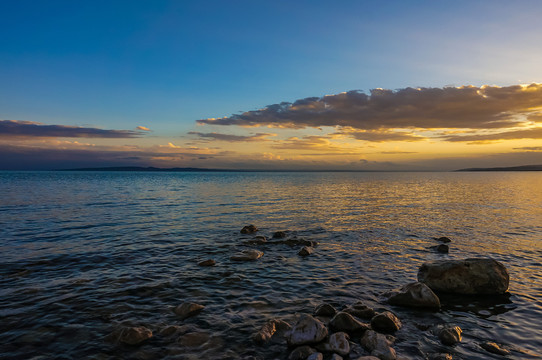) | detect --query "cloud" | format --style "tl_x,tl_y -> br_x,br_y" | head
136,126 -> 151,131
334,128 -> 426,142
513,146 -> 542,152
188,131 -> 276,142
0,120 -> 140,138
441,126 -> 542,142
197,84 -> 542,131
270,135 -> 358,153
